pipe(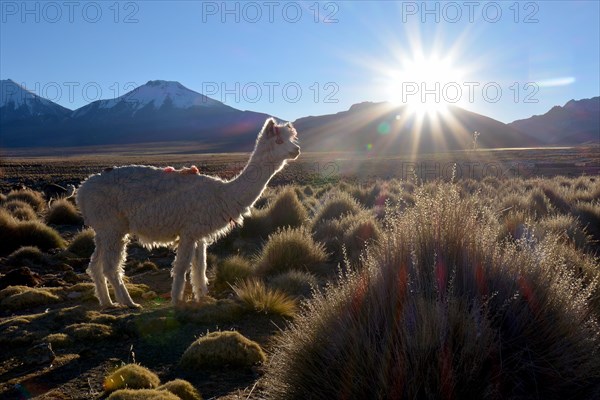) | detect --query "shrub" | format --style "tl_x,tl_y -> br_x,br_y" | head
6,189 -> 46,212
67,229 -> 95,258
179,330 -> 266,369
269,270 -> 317,298
0,210 -> 66,256
158,379 -> 202,400
213,255 -> 254,293
108,389 -> 178,400
104,364 -> 160,393
0,193 -> 6,204
233,279 -> 297,317
255,227 -> 328,276
45,198 -> 83,225
0,286 -> 62,310
311,191 -> 362,227
265,183 -> 600,399
2,200 -> 37,221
